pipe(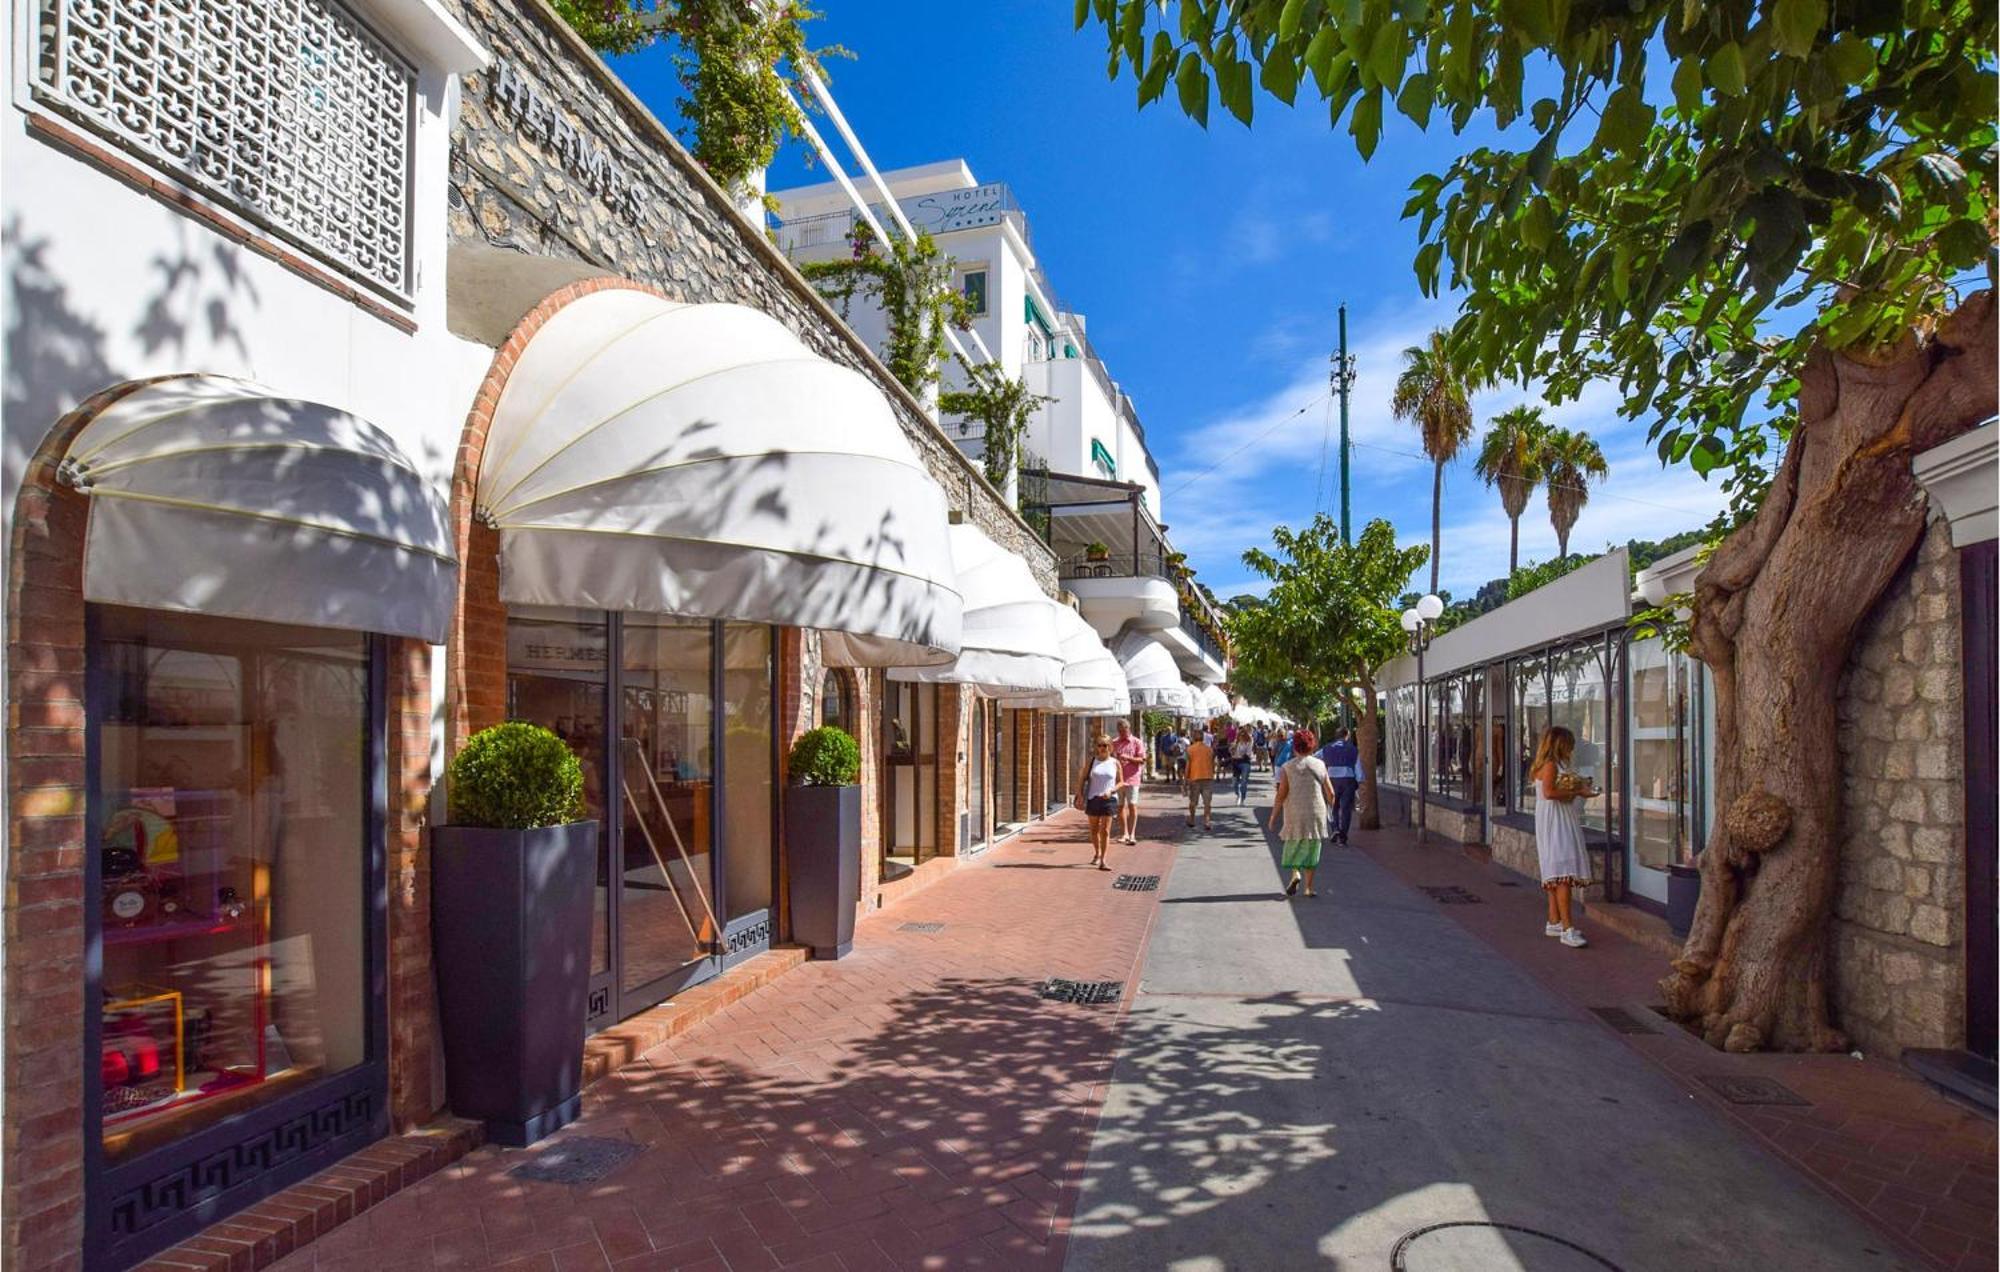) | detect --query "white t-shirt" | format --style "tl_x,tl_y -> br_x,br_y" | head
1084,758 -> 1120,799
